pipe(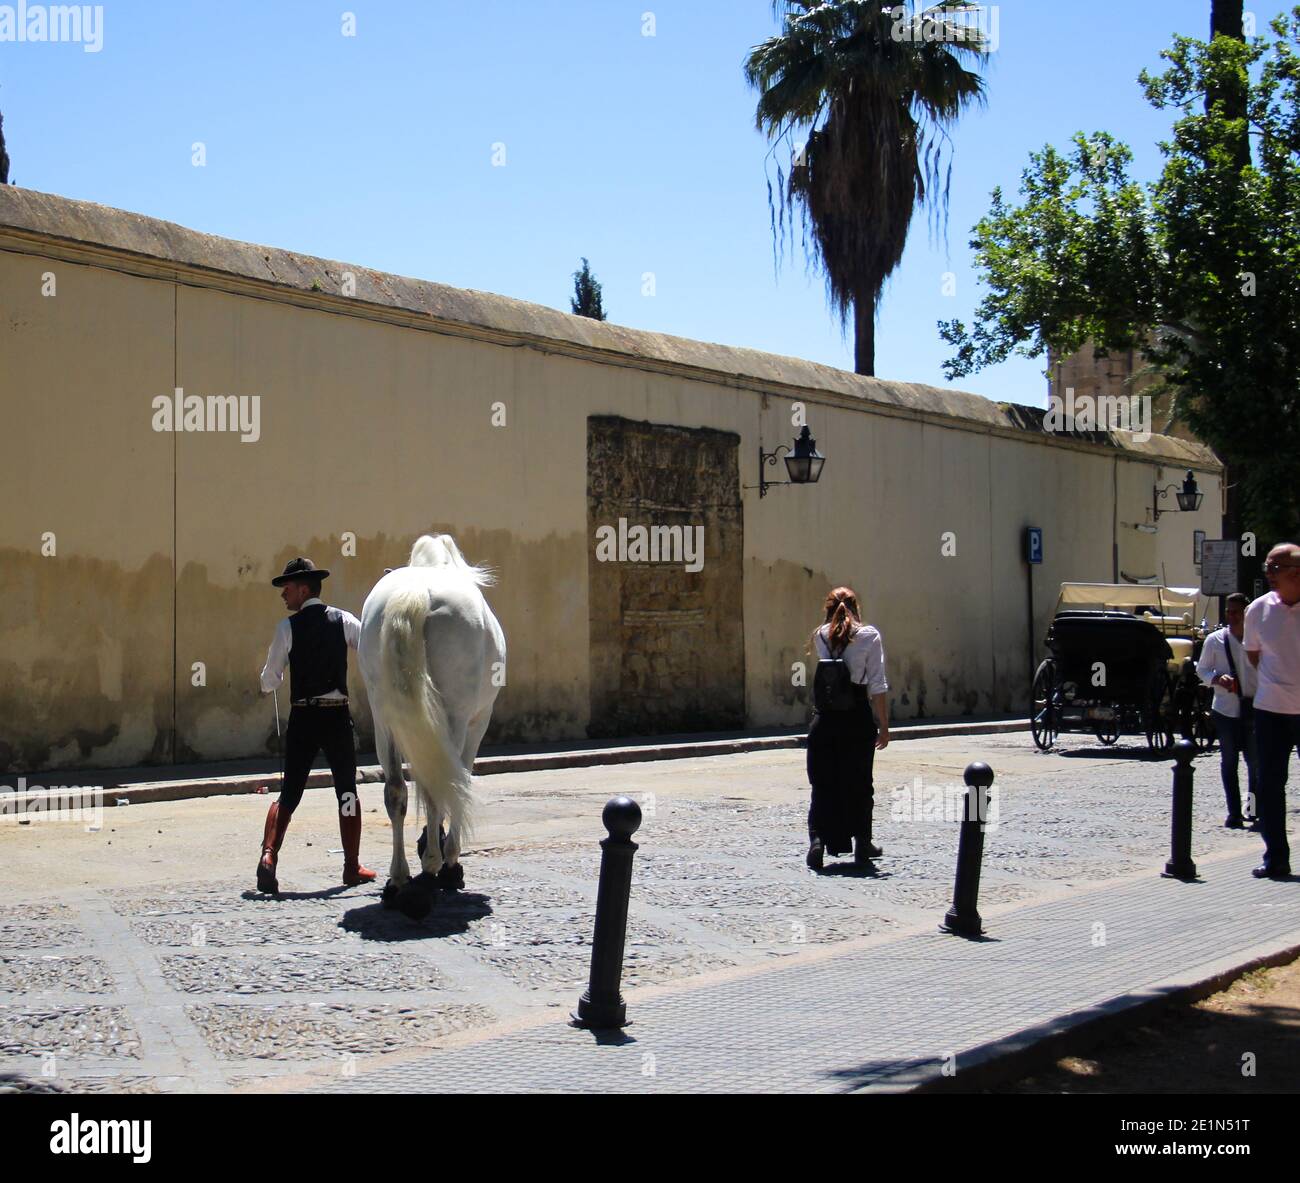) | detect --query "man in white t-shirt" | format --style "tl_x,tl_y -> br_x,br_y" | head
1196,592 -> 1258,827
1243,543 -> 1300,879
